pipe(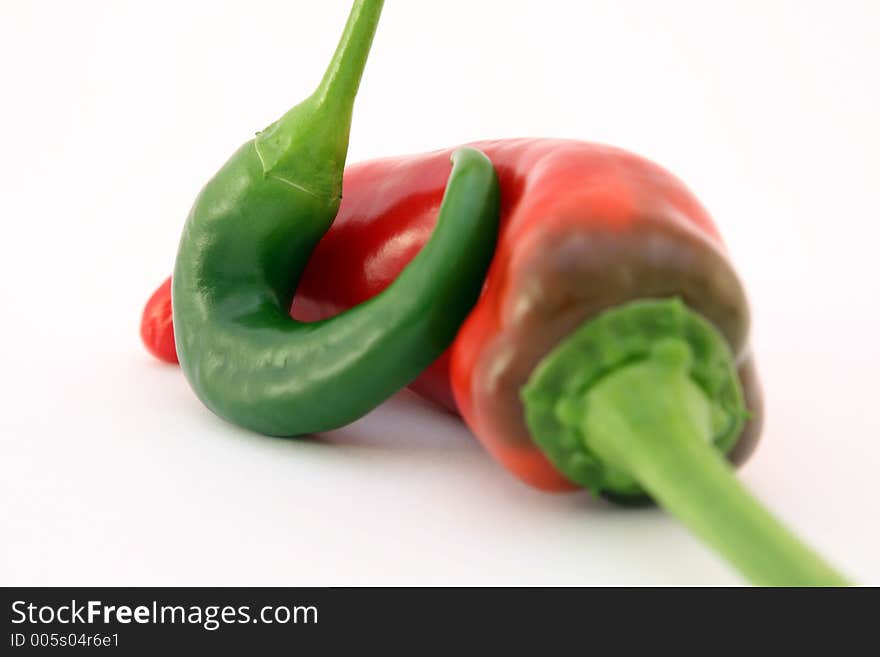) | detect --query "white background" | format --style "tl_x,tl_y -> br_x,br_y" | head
1,0 -> 878,585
